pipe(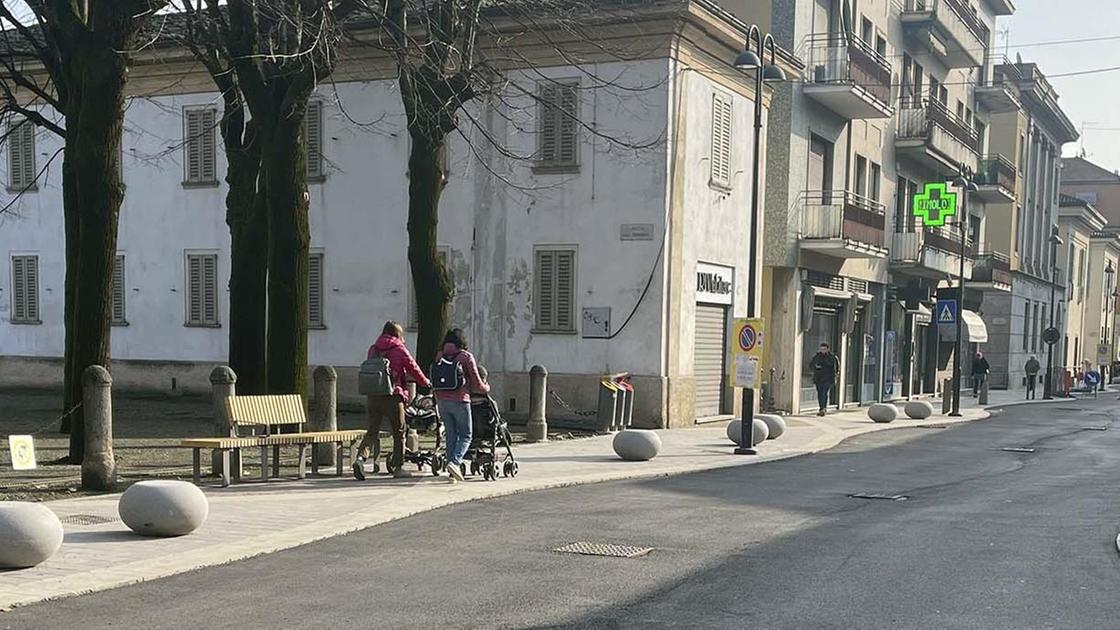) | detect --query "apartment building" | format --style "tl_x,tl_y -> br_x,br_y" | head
1058,194 -> 1119,378
0,1 -> 801,428
977,62 -> 1077,391
763,0 -> 1013,413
